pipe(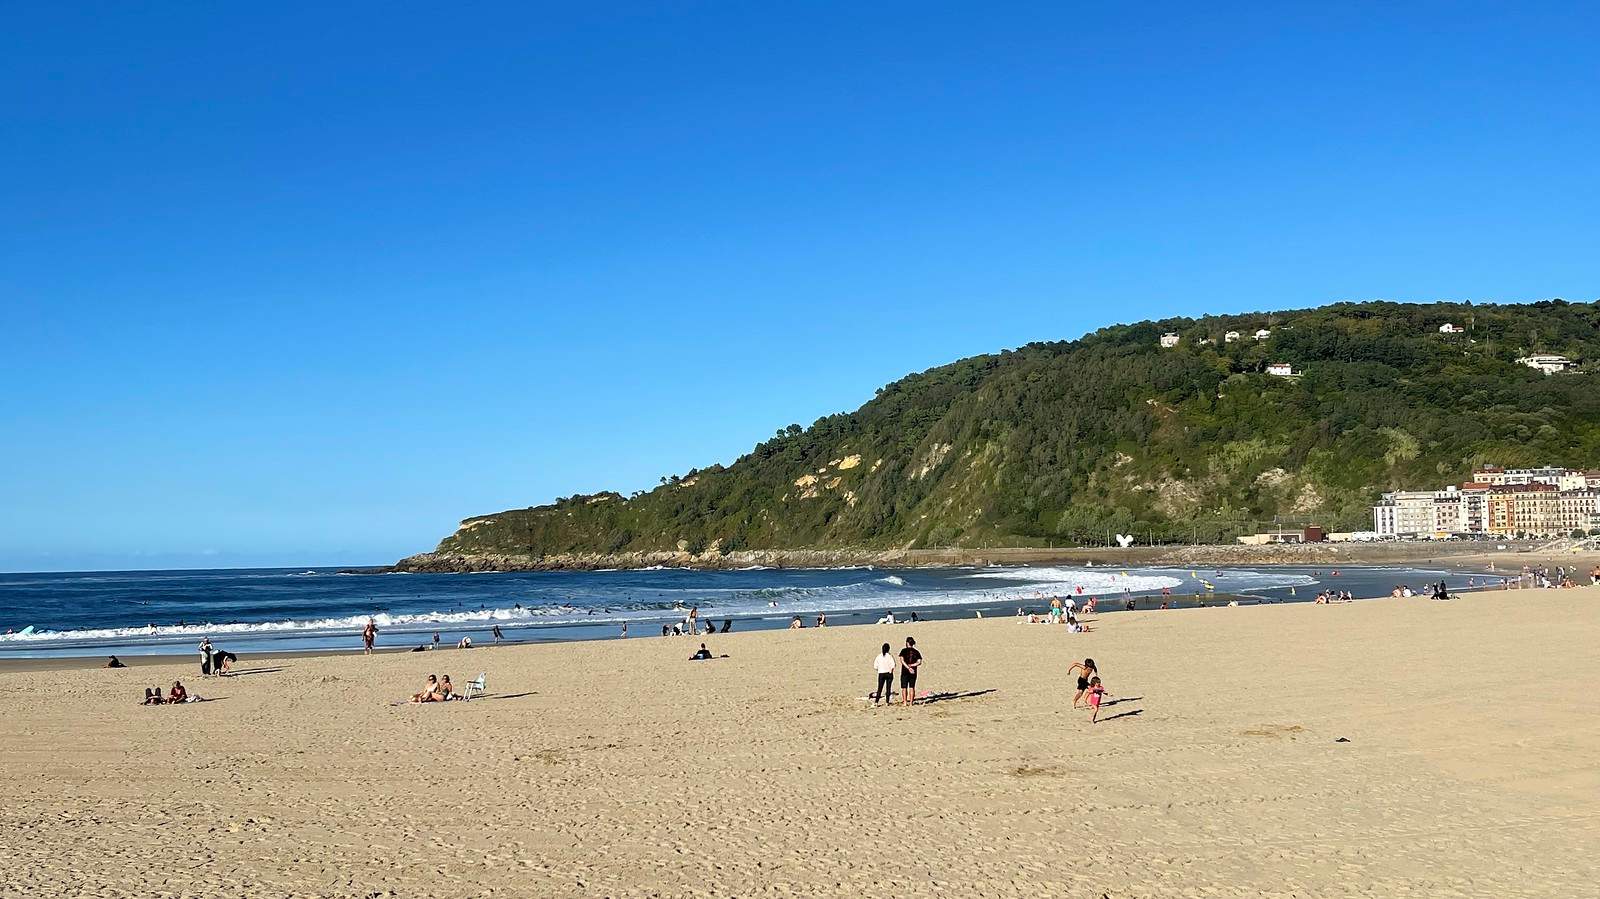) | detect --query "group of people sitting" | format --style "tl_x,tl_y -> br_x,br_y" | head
662,618 -> 731,636
874,611 -> 920,625
409,673 -> 461,702
1388,582 -> 1450,600
1018,597 -> 1091,631
143,681 -> 204,704
1315,590 -> 1356,604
